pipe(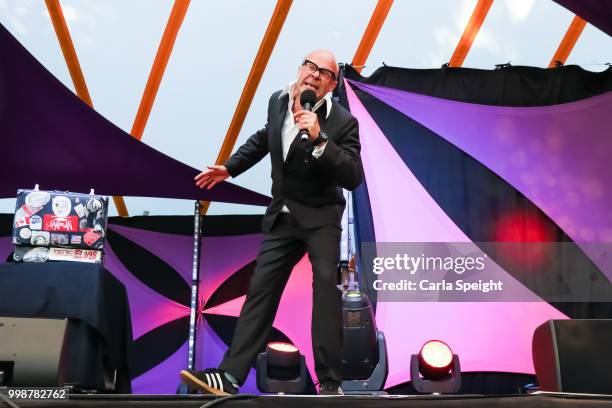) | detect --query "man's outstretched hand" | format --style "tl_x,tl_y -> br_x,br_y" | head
195,165 -> 229,190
